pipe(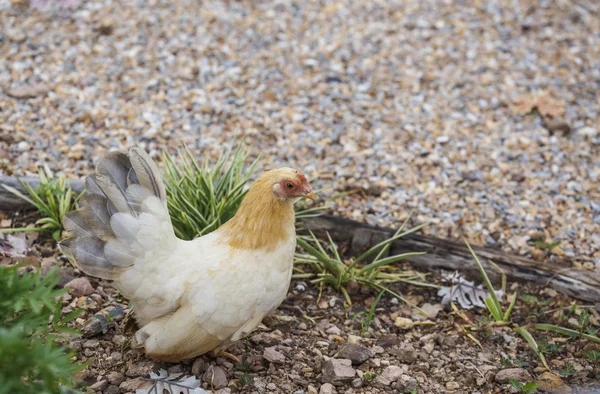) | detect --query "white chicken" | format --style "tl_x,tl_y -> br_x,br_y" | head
59,148 -> 315,362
